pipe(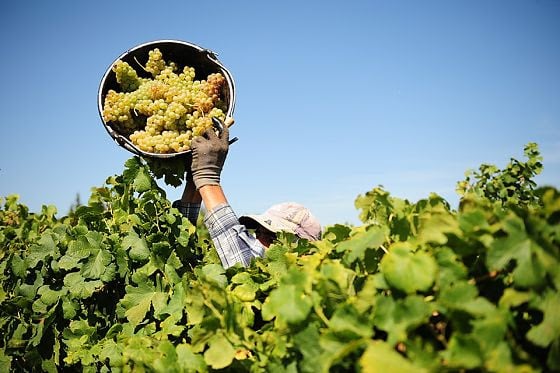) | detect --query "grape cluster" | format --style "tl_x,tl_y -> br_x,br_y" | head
1,211 -> 19,227
102,48 -> 228,154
